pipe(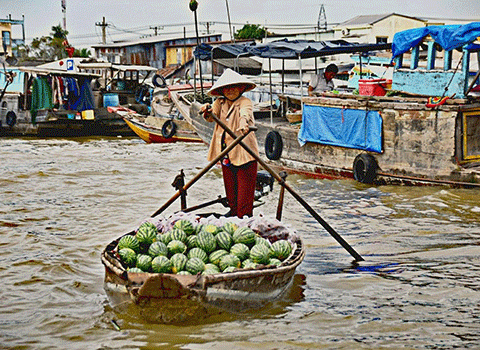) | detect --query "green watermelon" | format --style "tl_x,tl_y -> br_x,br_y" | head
255,236 -> 271,248
269,240 -> 293,261
186,257 -> 205,275
194,224 -> 204,234
127,267 -> 143,273
187,247 -> 209,263
167,240 -> 187,256
170,253 -> 188,273
157,231 -> 173,245
151,256 -> 172,273
209,249 -> 229,265
186,235 -> 199,249
136,254 -> 153,272
223,266 -> 236,273
222,222 -> 238,235
202,224 -> 220,235
219,254 -> 241,271
117,235 -> 140,252
216,231 -> 233,250
177,271 -> 192,275
197,231 -> 217,253
232,227 -> 256,247
136,223 -> 157,248
250,244 -> 270,265
148,241 -> 168,258
118,248 -> 137,267
204,263 -> 220,273
174,220 -> 195,235
242,259 -> 257,269
230,243 -> 250,261
170,227 -> 187,243
268,258 -> 282,266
